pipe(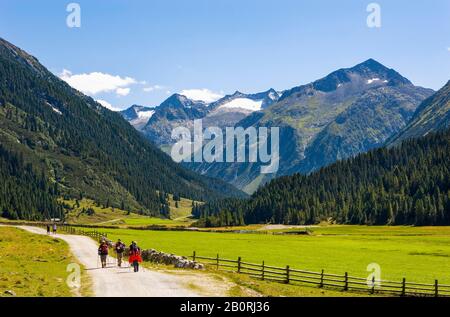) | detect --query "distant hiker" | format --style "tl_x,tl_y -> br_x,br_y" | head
52,223 -> 57,235
114,239 -> 126,267
98,240 -> 109,268
128,241 -> 142,272
46,224 -> 51,235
